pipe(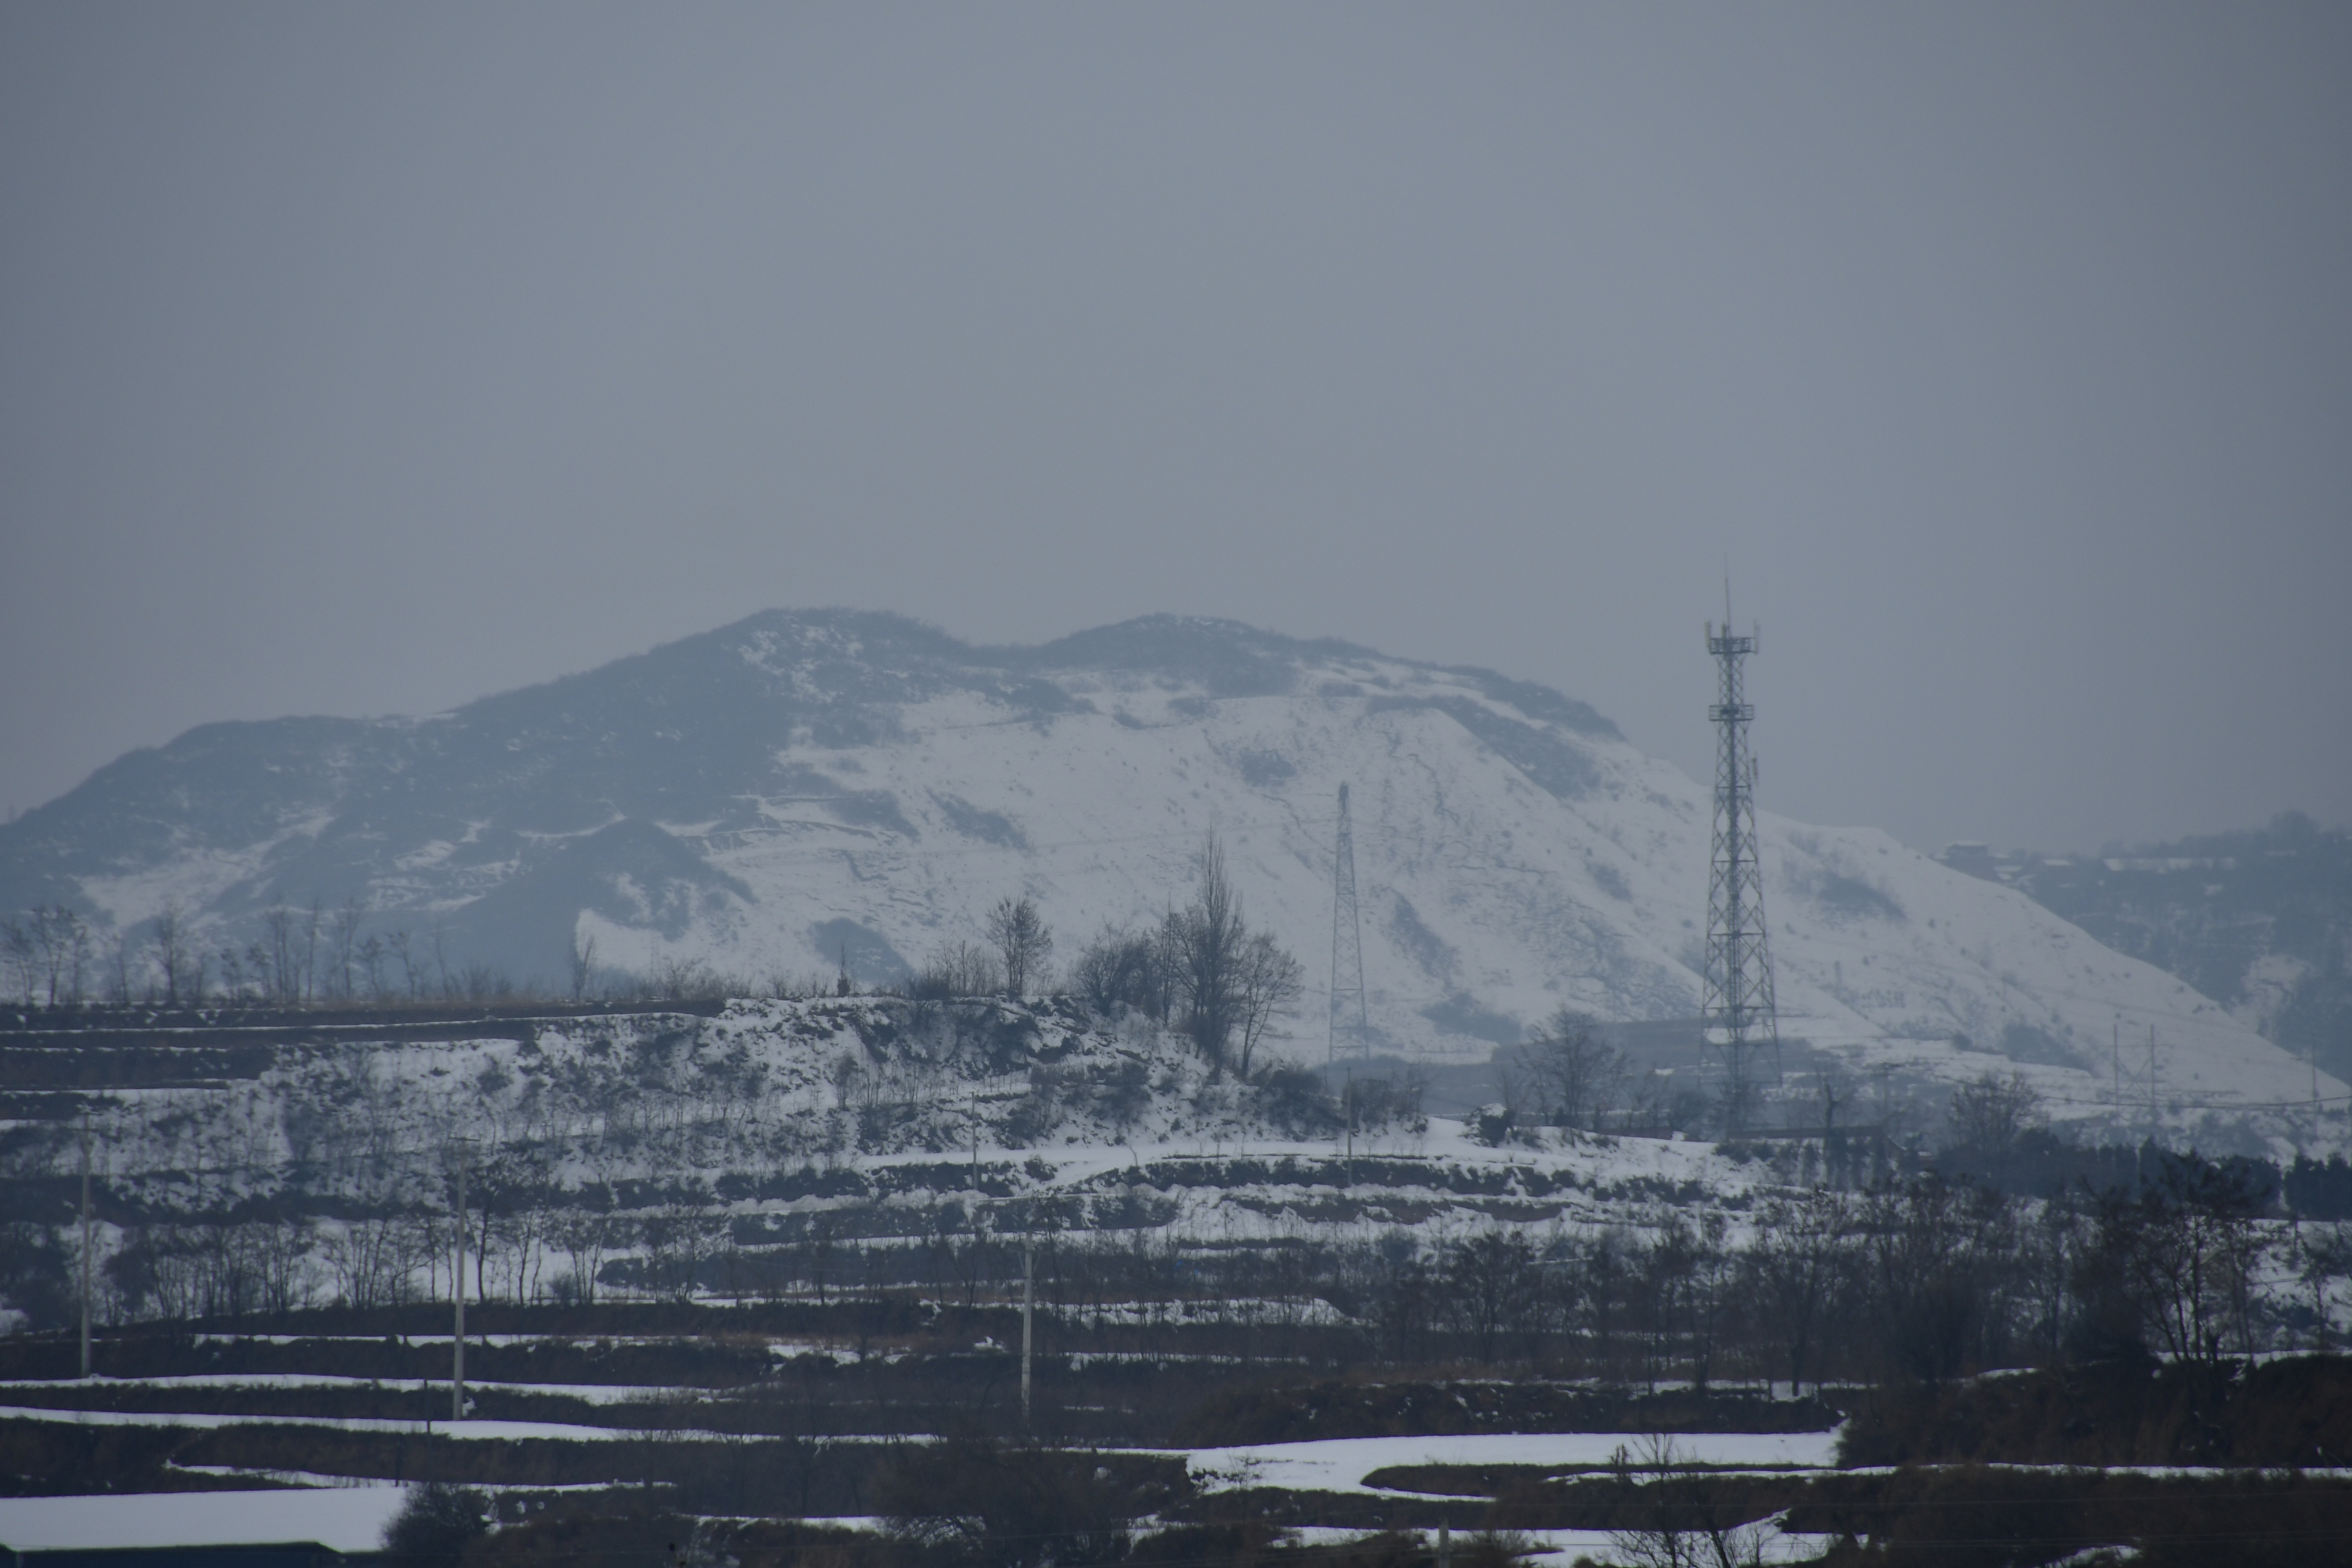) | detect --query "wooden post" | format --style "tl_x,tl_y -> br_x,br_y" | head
1021,1238 -> 1034,1429
1346,1069 -> 1356,1188
79,1108 -> 92,1379
452,1141 -> 466,1422
2113,1021 -> 2122,1128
